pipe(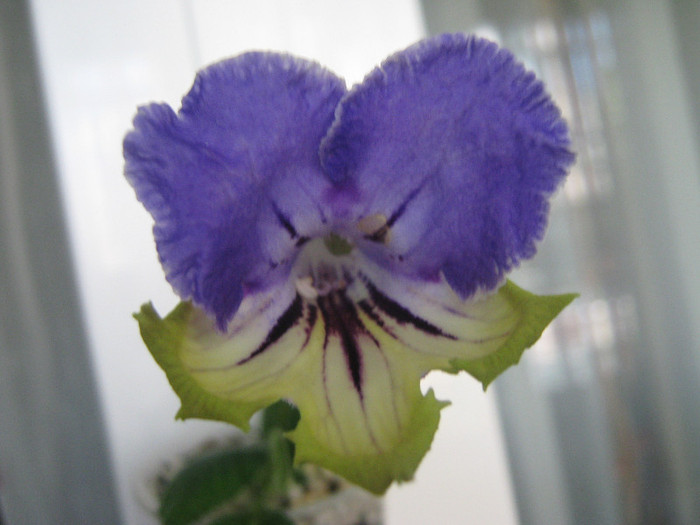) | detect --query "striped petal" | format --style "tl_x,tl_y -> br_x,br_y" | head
135,262 -> 574,494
